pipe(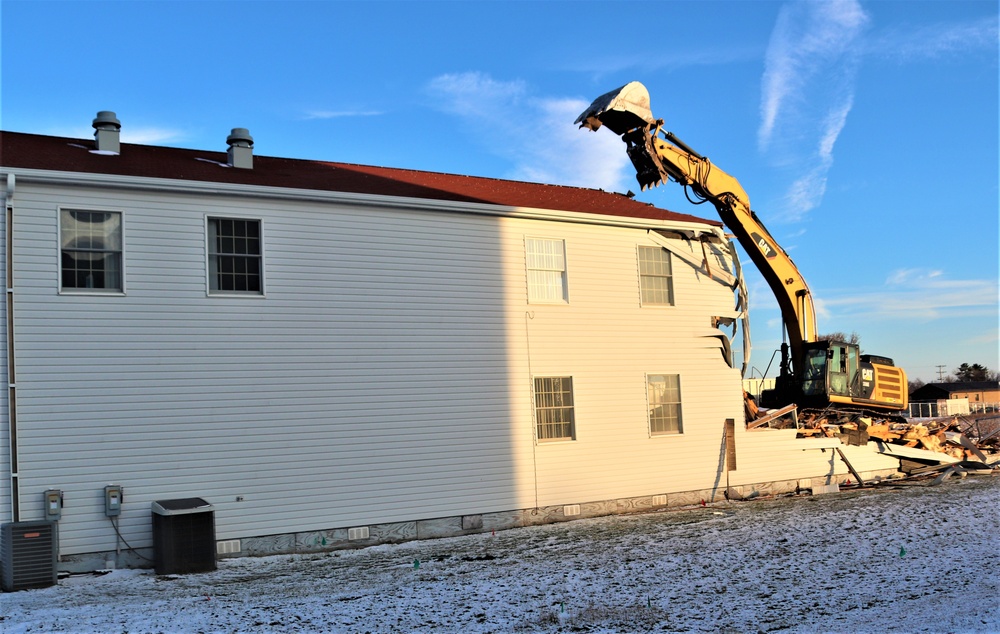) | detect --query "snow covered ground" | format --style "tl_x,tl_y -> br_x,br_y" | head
3,475 -> 998,633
